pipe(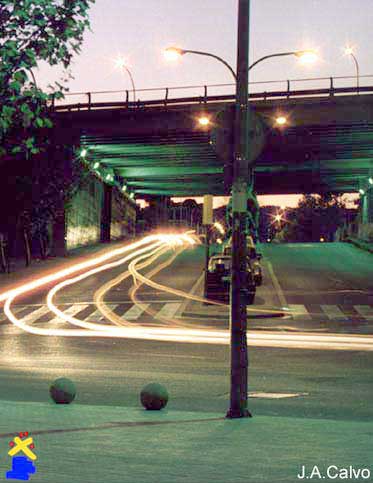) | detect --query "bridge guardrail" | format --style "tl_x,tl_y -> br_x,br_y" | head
52,74 -> 373,112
